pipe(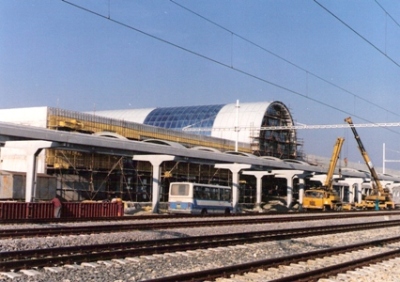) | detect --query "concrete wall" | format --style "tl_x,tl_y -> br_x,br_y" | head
0,147 -> 47,173
0,171 -> 56,200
